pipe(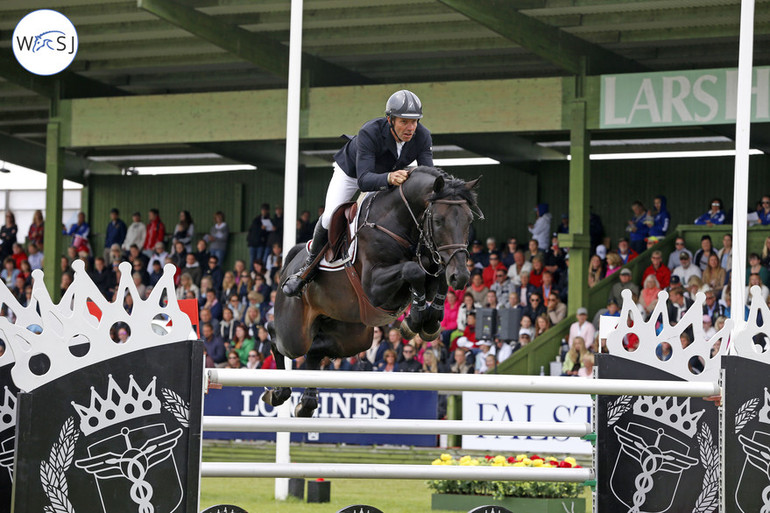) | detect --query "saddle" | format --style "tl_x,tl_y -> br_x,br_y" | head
320,199 -> 399,326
